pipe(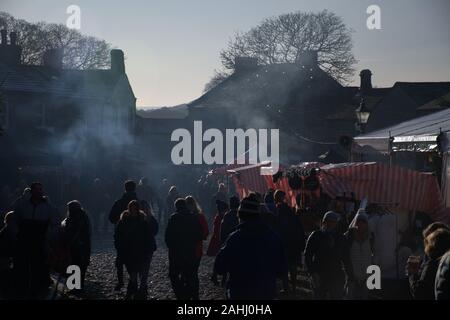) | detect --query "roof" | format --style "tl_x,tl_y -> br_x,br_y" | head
394,82 -> 450,107
189,62 -> 342,110
136,104 -> 189,119
0,62 -> 127,100
354,108 -> 450,153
